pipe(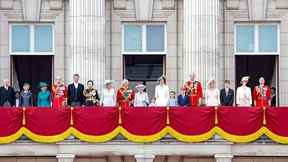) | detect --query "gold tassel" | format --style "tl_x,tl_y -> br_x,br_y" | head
166,107 -> 170,125
214,107 -> 218,125
118,107 -> 122,125
263,106 -> 266,125
22,107 -> 26,126
70,107 -> 74,126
